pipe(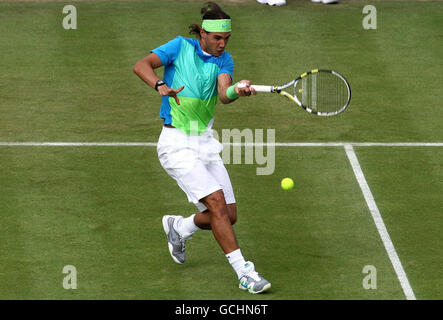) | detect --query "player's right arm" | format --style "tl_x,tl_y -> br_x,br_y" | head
133,53 -> 184,105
